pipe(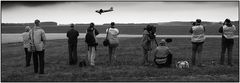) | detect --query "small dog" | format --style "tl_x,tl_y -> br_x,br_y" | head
176,61 -> 189,69
79,59 -> 87,67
